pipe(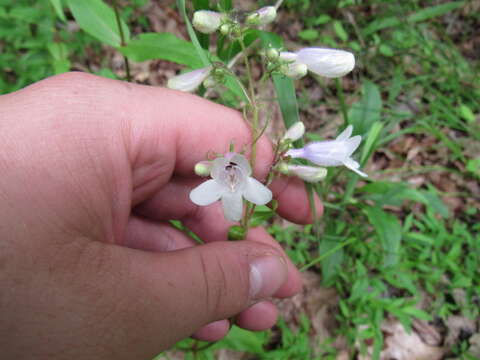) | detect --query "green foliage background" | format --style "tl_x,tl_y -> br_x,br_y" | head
1,0 -> 479,359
